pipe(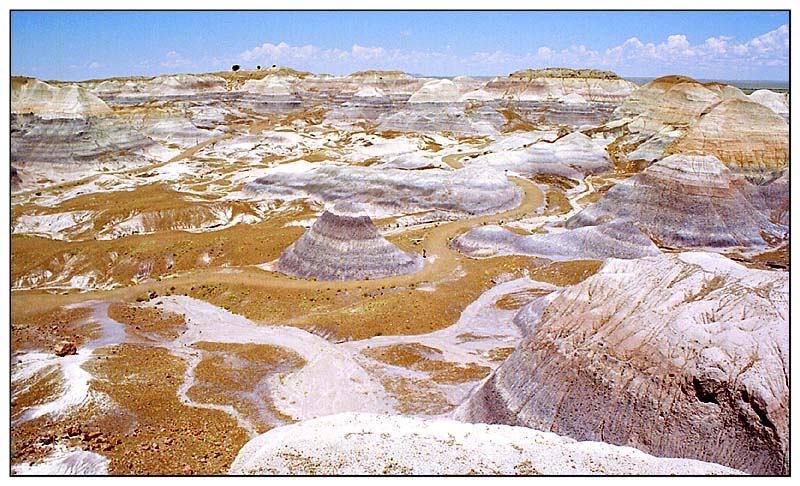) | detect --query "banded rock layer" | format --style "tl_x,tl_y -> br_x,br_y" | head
456,252 -> 788,475
451,221 -> 661,261
277,204 -> 423,281
12,77 -> 112,117
666,98 -> 788,178
244,163 -> 523,219
10,114 -> 168,170
230,412 -> 741,475
466,131 -> 612,179
566,154 -> 787,249
486,68 -> 638,104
